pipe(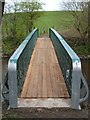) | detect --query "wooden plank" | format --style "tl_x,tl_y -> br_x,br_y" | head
49,40 -> 54,49
53,63 -> 66,98
42,63 -> 47,97
61,83 -> 70,98
49,63 -> 59,97
37,44 -> 43,97
37,62 -> 43,97
52,63 -> 62,97
52,63 -> 69,98
20,49 -> 35,98
42,48 -> 52,97
51,48 -> 58,63
53,63 -> 65,83
31,49 -> 37,64
20,65 -> 32,98
42,48 -> 46,64
26,64 -> 36,97
29,64 -> 39,98
35,38 -> 41,48
46,63 -> 53,97
48,47 -> 59,98
42,48 -> 47,98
